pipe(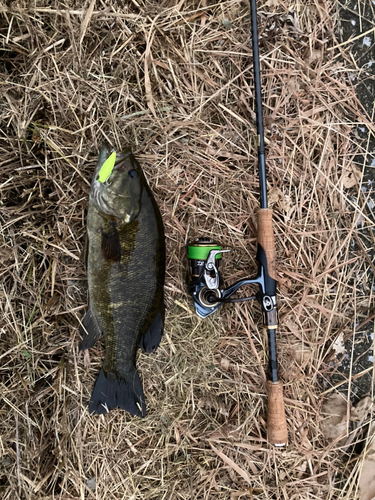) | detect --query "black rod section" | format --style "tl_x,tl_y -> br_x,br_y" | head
250,0 -> 268,209
267,329 -> 278,382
